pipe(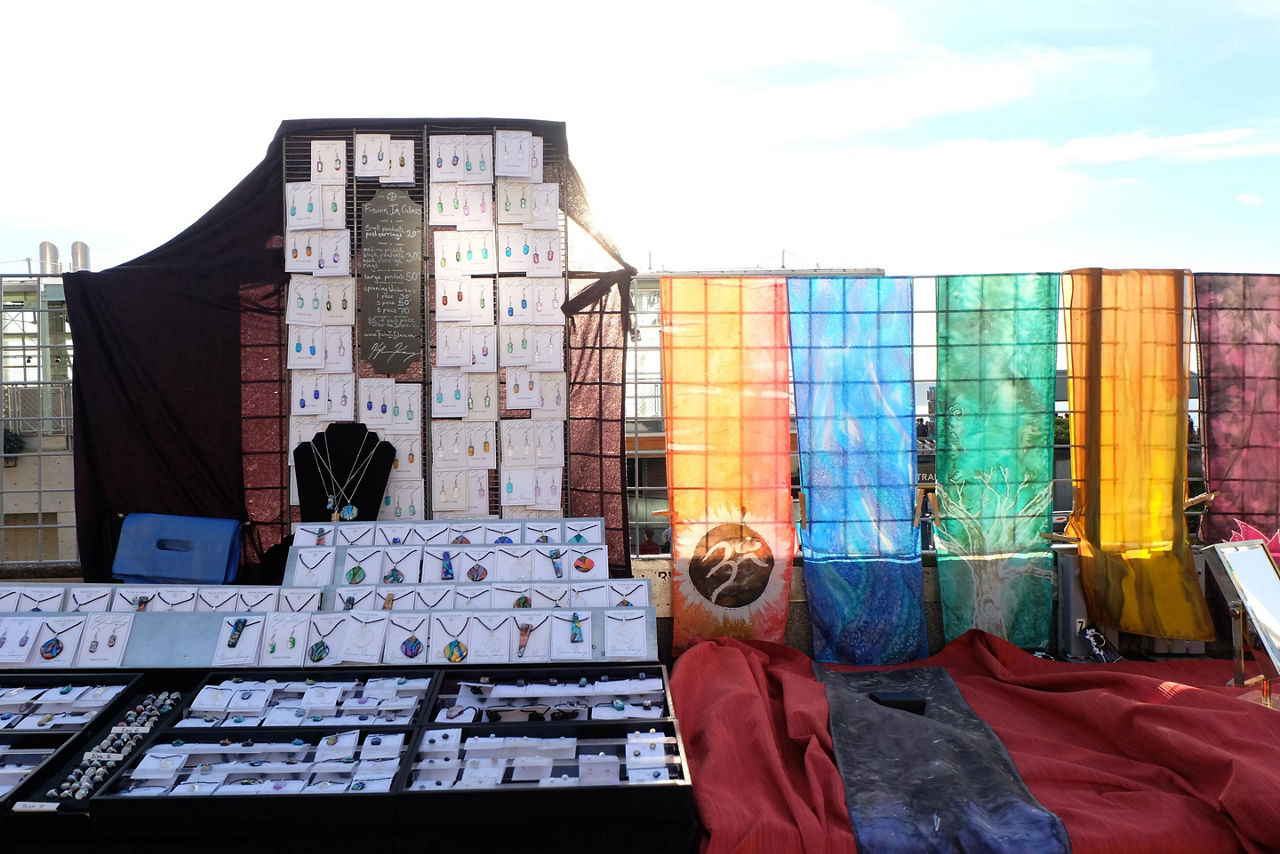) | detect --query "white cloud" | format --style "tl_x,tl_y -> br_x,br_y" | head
1058,128 -> 1262,164
1236,193 -> 1264,207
